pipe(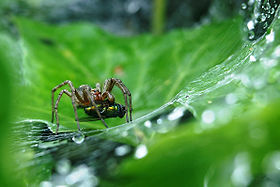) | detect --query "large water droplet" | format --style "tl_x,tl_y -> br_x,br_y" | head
56,159 -> 71,175
65,165 -> 98,186
263,151 -> 280,179
202,110 -> 215,124
269,152 -> 280,170
144,120 -> 152,128
247,20 -> 255,30
115,145 -> 131,156
231,153 -> 252,186
225,93 -> 238,105
72,132 -> 85,144
127,1 -> 140,14
135,144 -> 148,159
167,107 -> 184,121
